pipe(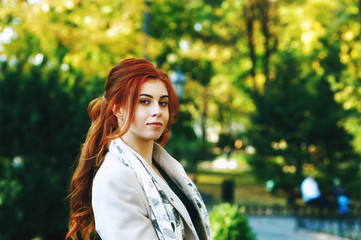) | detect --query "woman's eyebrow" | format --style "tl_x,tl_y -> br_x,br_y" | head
140,94 -> 169,99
